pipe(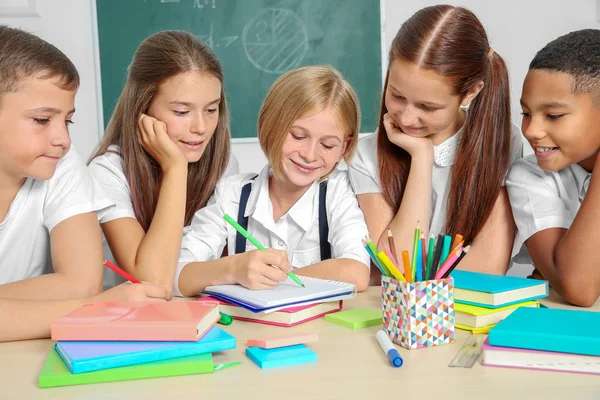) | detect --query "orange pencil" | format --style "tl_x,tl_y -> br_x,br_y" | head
401,250 -> 412,283
451,234 -> 464,250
